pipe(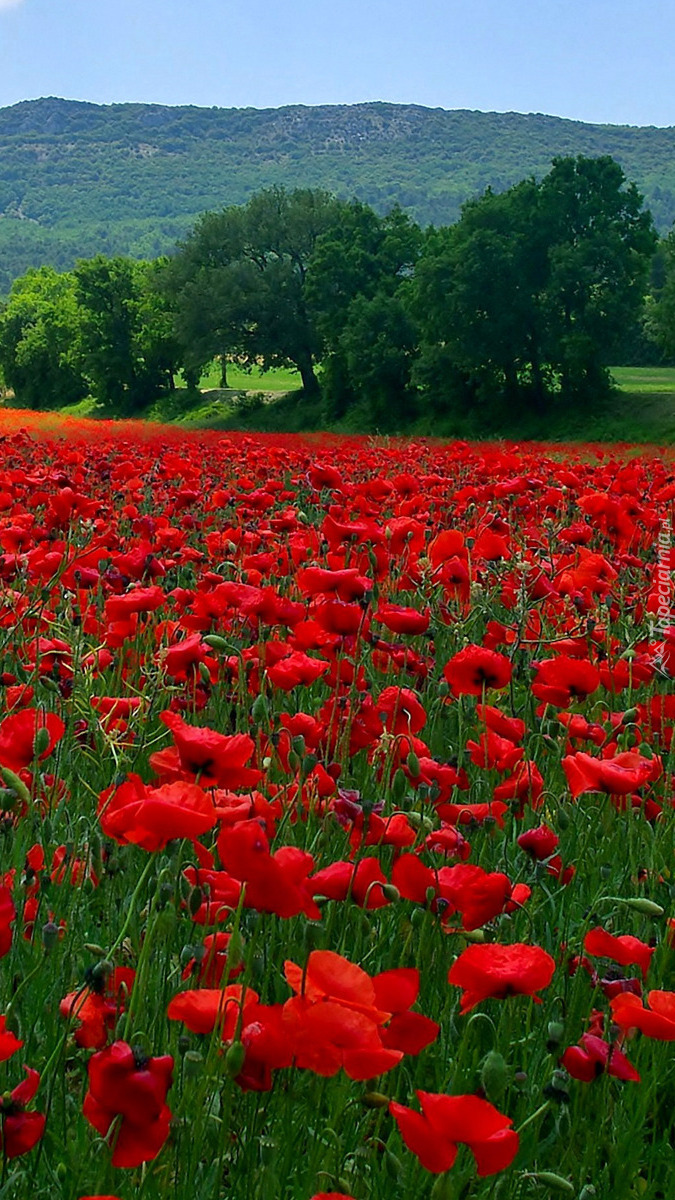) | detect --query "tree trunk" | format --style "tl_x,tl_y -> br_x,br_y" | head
219,356 -> 228,388
297,355 -> 320,395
